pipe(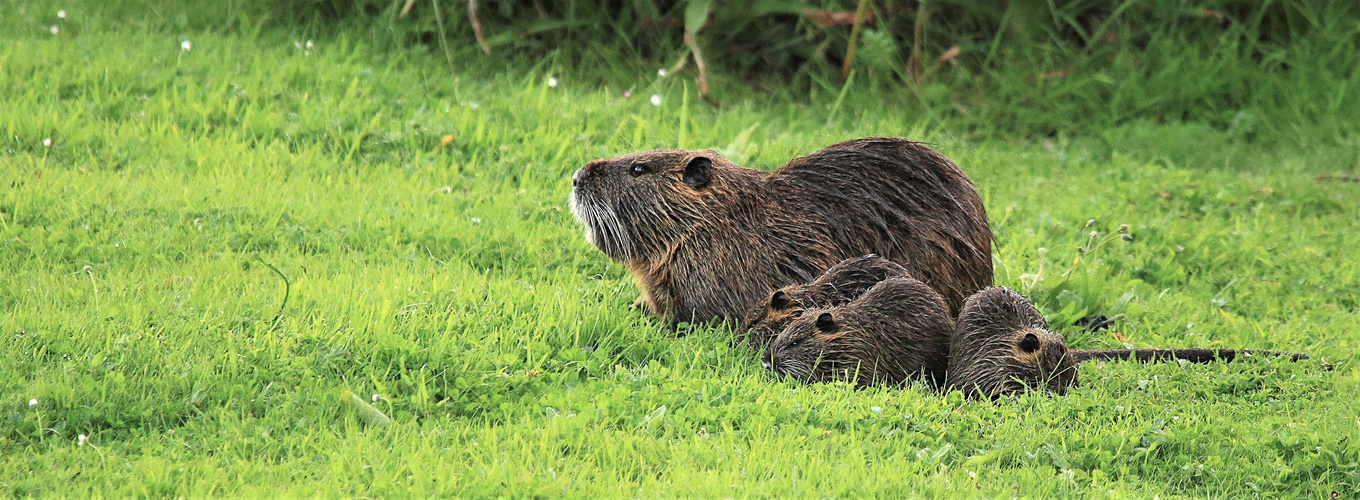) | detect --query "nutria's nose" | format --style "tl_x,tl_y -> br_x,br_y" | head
574,160 -> 605,187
